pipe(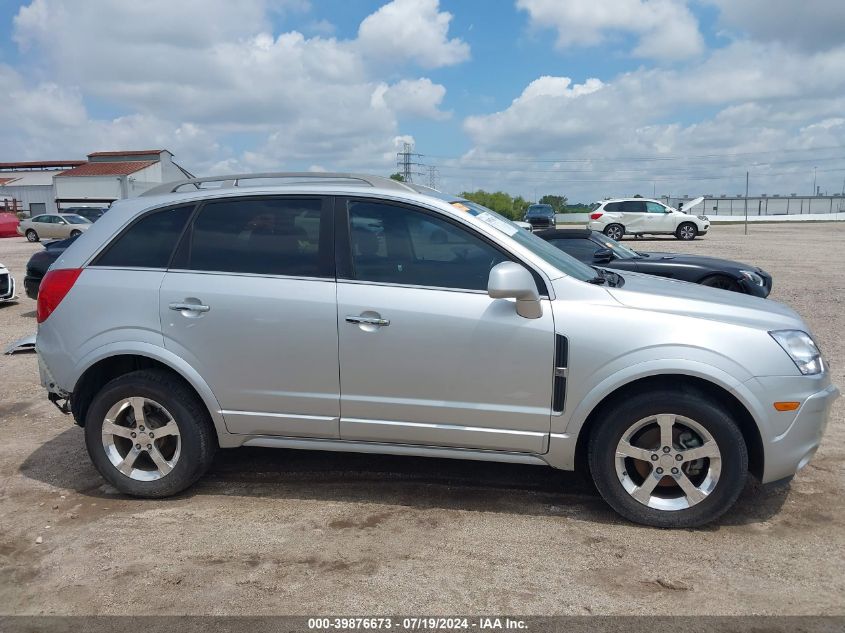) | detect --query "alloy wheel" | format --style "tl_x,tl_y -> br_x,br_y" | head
614,413 -> 721,511
101,397 -> 181,481
679,225 -> 696,240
